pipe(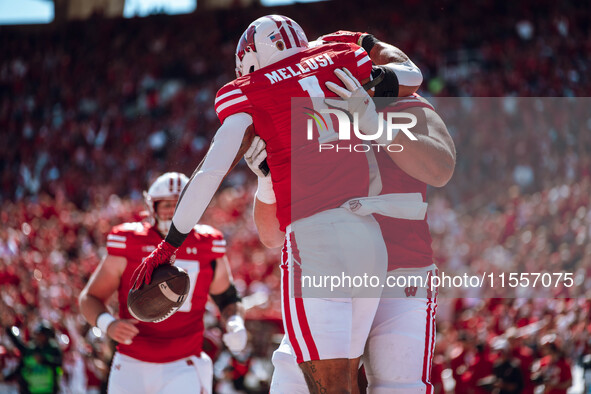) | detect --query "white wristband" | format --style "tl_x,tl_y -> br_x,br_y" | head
384,61 -> 423,87
255,176 -> 276,204
226,315 -> 245,332
96,312 -> 116,333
